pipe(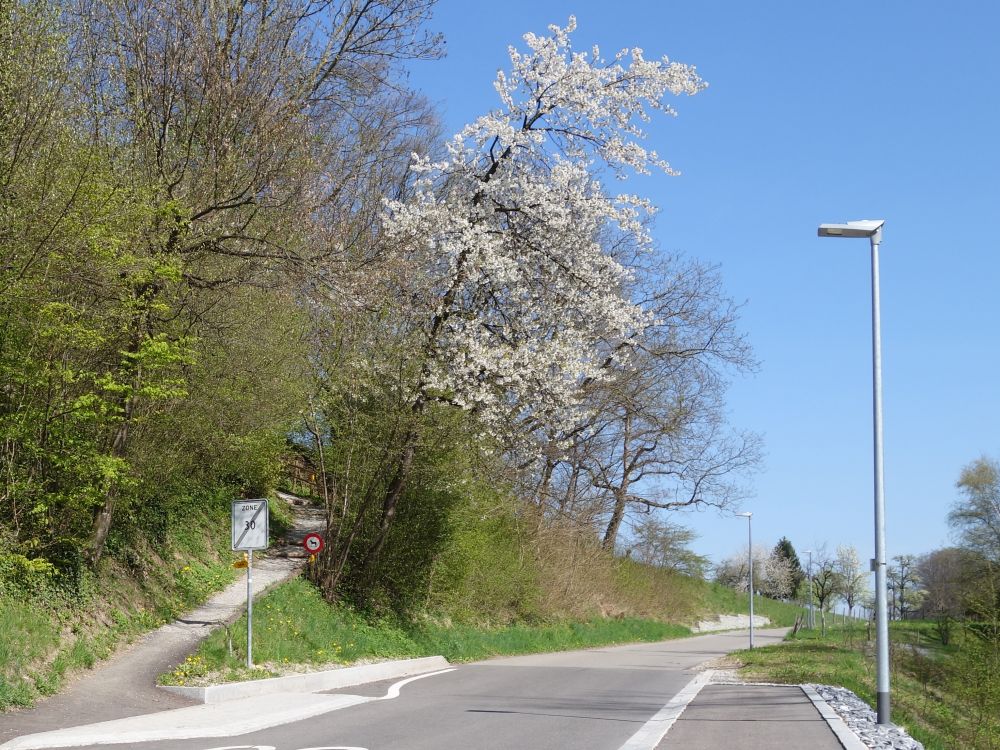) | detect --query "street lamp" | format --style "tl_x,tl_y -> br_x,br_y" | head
735,512 -> 754,649
818,218 -> 891,726
803,549 -> 815,629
